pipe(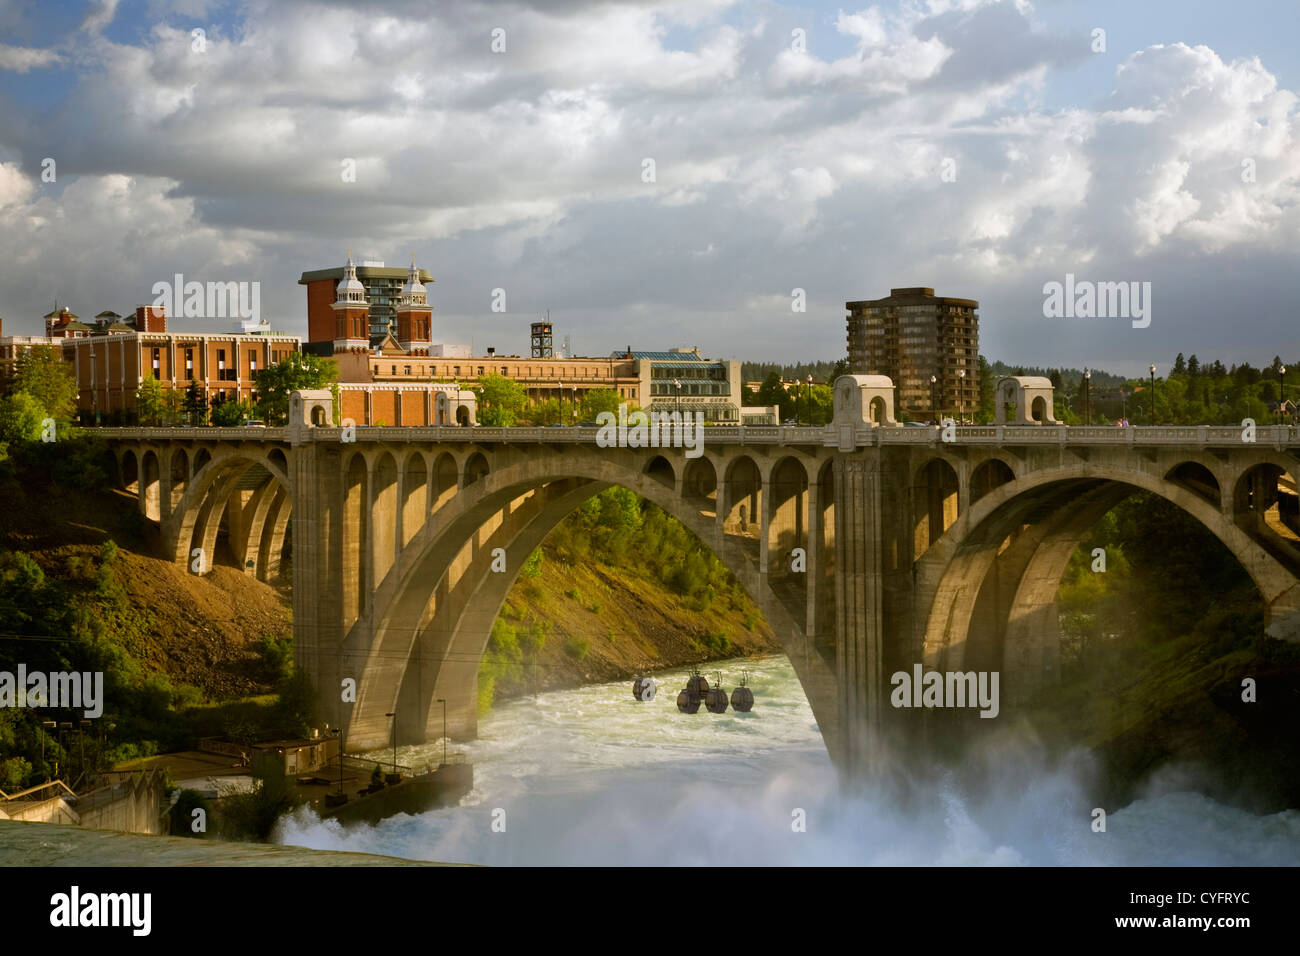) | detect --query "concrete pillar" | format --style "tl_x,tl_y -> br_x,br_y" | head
833,450 -> 884,777
292,439 -> 345,741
